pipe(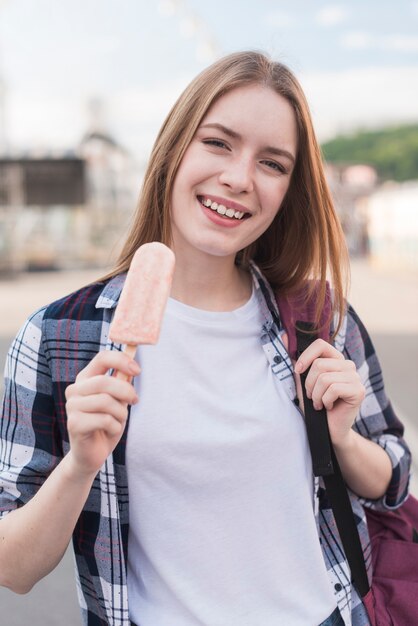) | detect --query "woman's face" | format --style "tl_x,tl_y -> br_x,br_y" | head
170,83 -> 298,263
